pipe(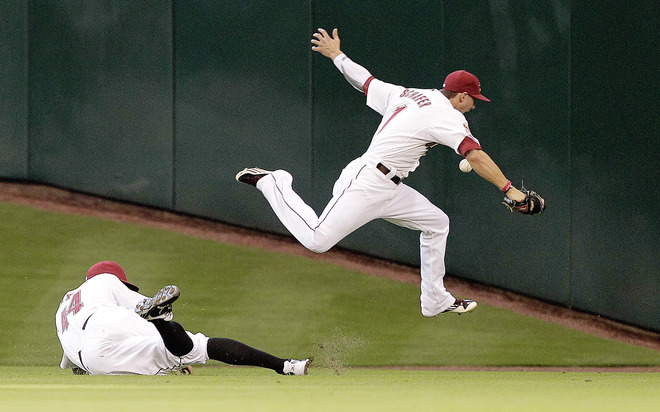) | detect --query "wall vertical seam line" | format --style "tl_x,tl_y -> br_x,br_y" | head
309,0 -> 316,192
567,0 -> 573,309
171,0 -> 177,210
25,0 -> 31,178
